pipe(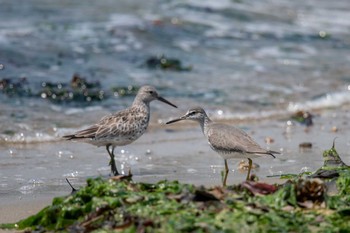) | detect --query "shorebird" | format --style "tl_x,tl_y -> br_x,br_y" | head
166,107 -> 279,186
63,85 -> 177,176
